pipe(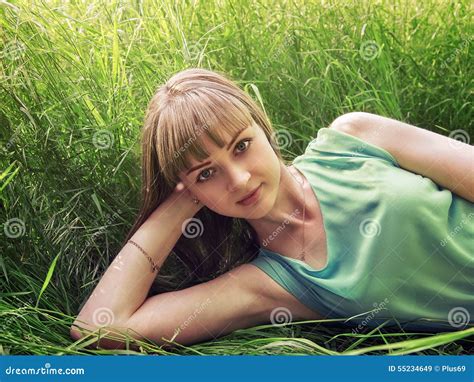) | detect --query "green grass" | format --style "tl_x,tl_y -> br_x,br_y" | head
1,0 -> 473,355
